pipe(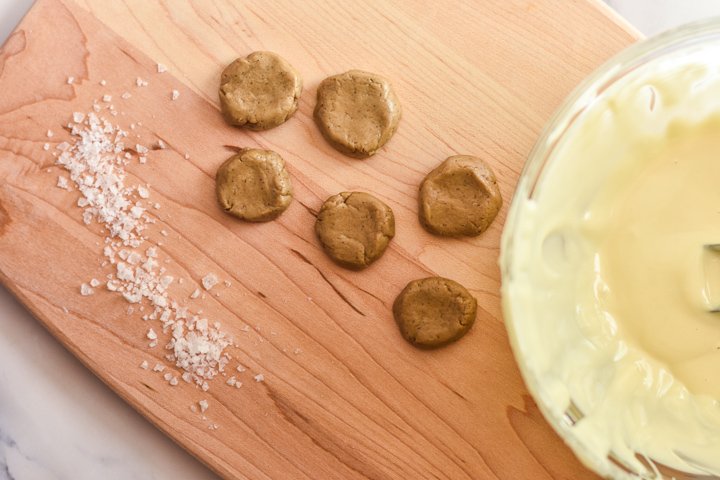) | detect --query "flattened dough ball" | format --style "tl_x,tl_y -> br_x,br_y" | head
314,70 -> 401,158
419,155 -> 502,237
219,51 -> 303,130
393,277 -> 477,349
216,148 -> 293,222
315,192 -> 395,270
